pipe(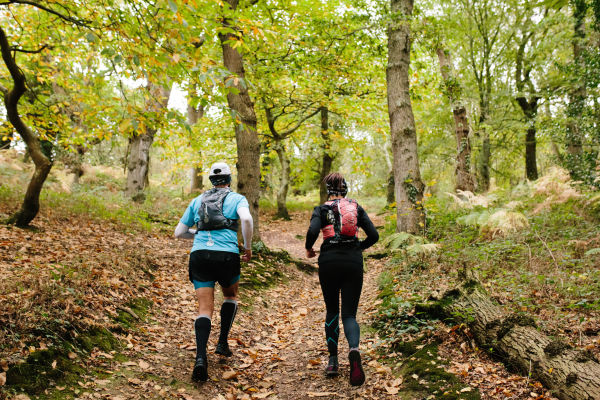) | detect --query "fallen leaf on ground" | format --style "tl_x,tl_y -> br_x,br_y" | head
307,392 -> 336,397
223,370 -> 238,380
253,391 -> 275,399
0,372 -> 6,386
139,360 -> 150,370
